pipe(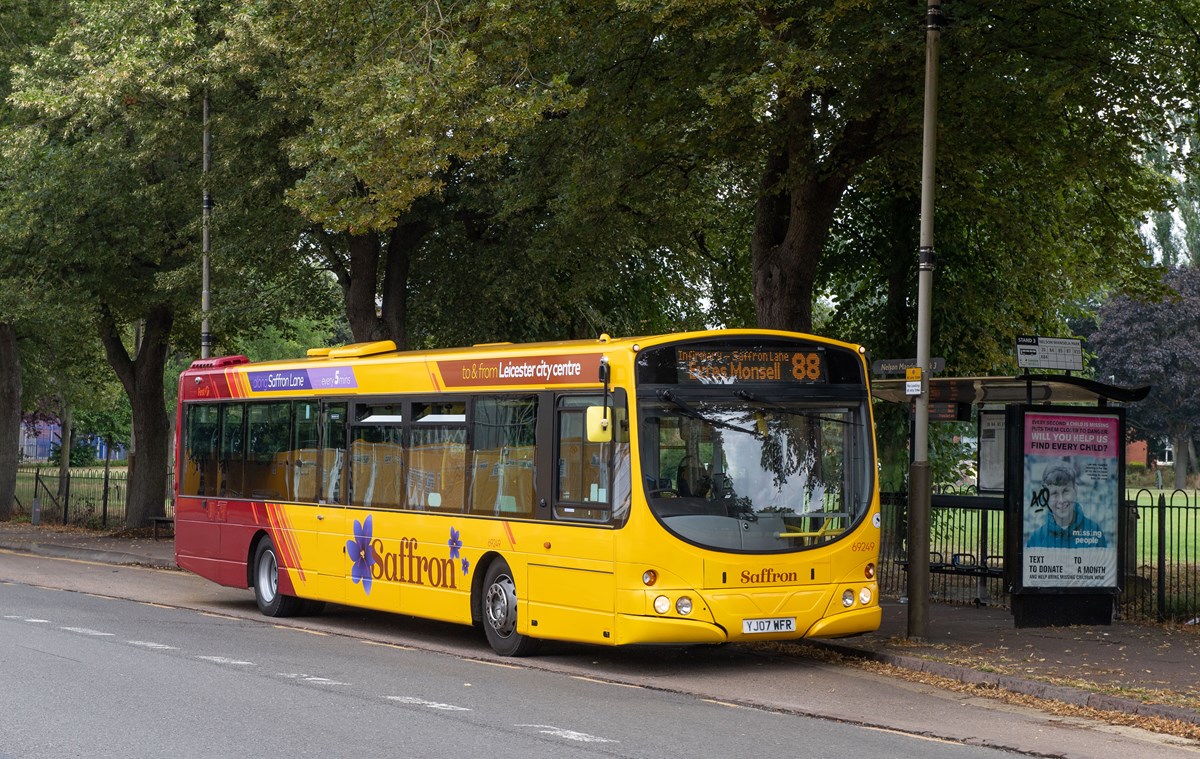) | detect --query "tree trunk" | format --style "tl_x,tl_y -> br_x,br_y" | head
344,230 -> 387,343
56,400 -> 72,499
1174,430 -> 1191,490
98,305 -> 172,528
749,129 -> 851,334
380,219 -> 430,351
0,323 -> 21,521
